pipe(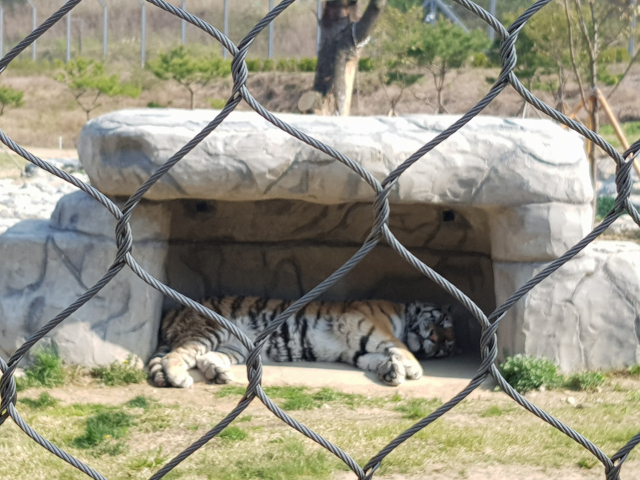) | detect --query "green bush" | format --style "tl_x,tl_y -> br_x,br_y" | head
499,354 -> 562,394
276,58 -> 297,72
91,355 -> 146,387
298,57 -> 317,72
16,346 -> 66,391
472,52 -> 489,68
209,98 -> 227,109
245,58 -> 262,72
563,371 -> 605,391
596,196 -> 625,220
262,59 -> 275,72
358,57 -> 374,72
